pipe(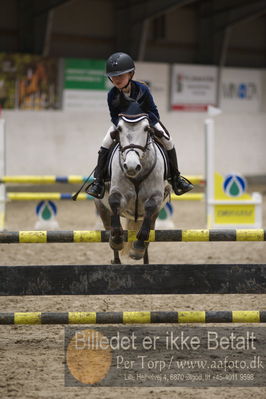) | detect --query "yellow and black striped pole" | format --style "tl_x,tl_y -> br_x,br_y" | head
0,229 -> 265,243
6,192 -> 204,201
0,311 -> 264,325
0,175 -> 205,185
